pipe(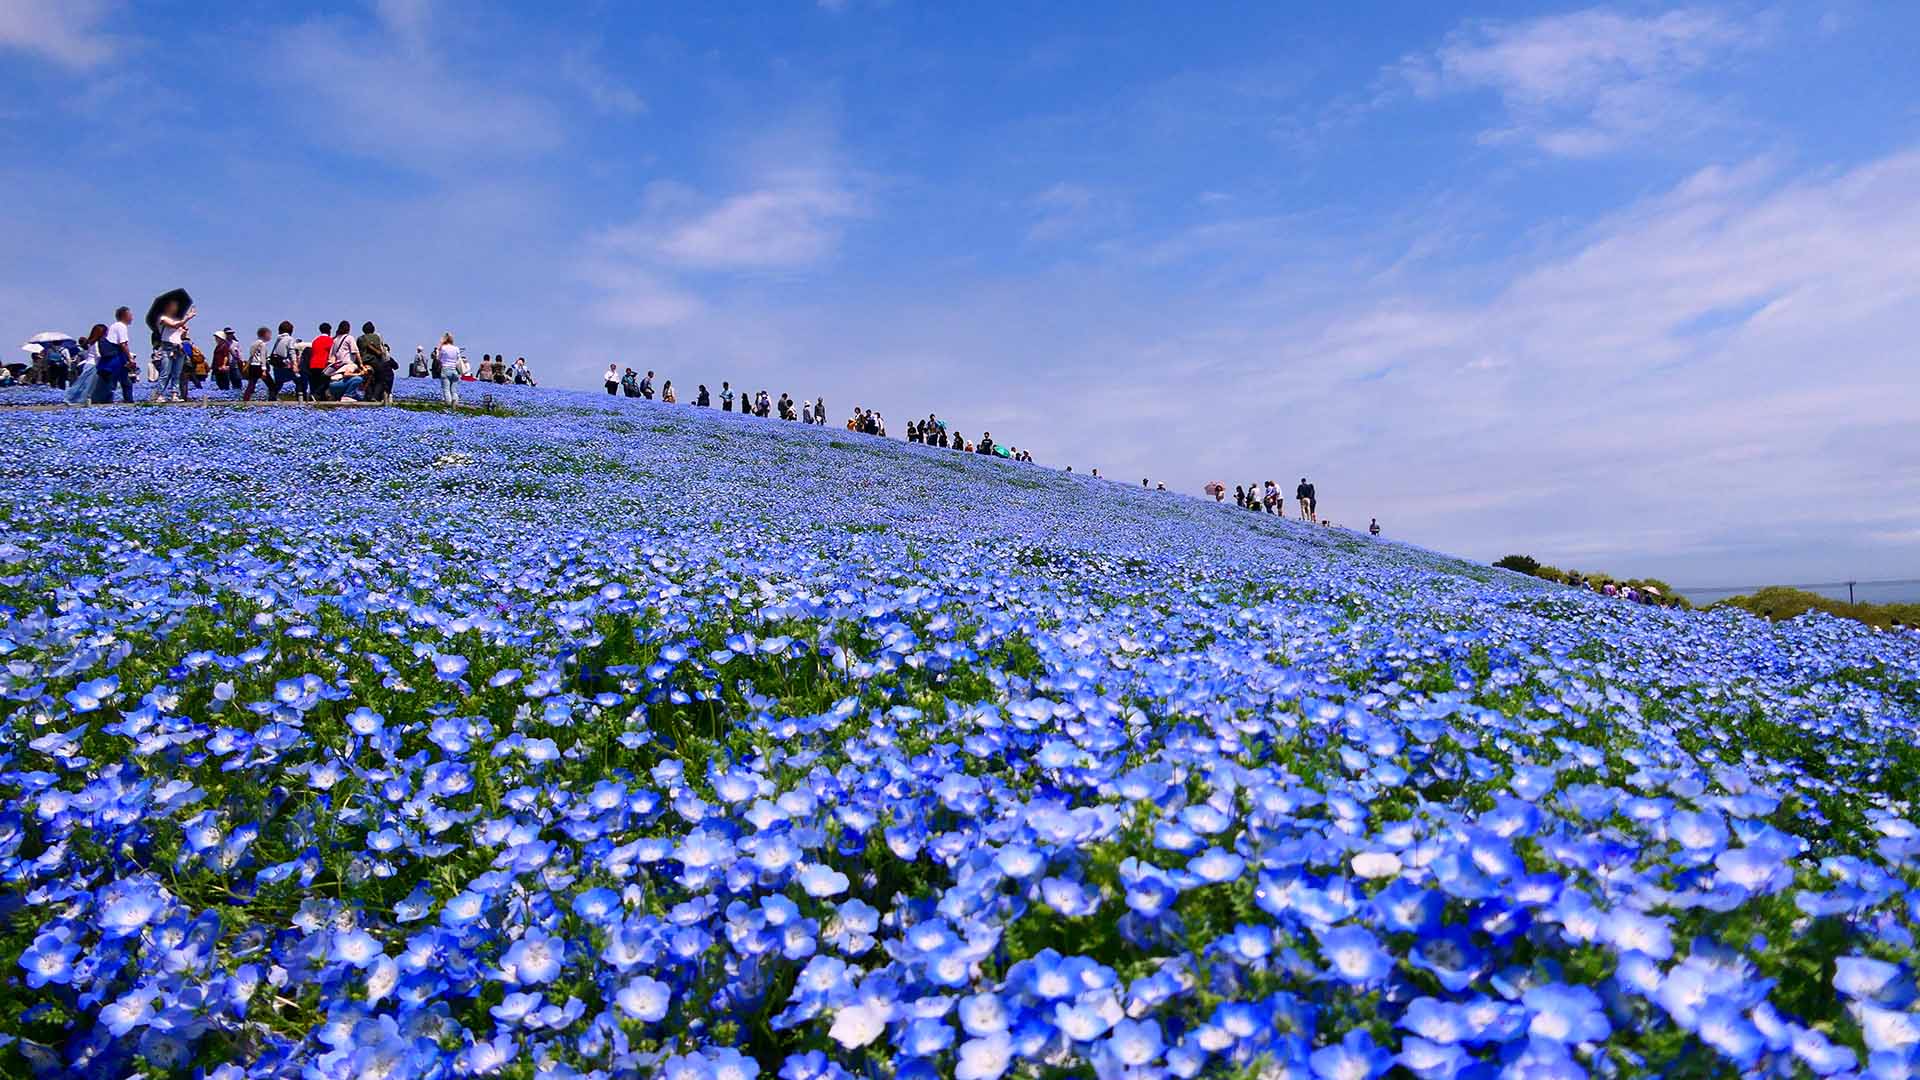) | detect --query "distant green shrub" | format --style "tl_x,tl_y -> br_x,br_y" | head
1712,587 -> 1920,631
1494,554 -> 1540,575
